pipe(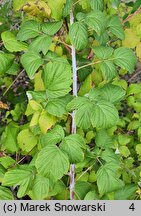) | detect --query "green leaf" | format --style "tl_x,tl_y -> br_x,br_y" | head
127,84 -> 141,95
2,166 -> 34,186
40,125 -> 65,147
100,60 -> 117,81
101,149 -> 120,164
63,0 -> 72,17
47,0 -> 66,20
29,35 -> 52,55
85,11 -> 106,34
94,46 -> 114,59
68,96 -> 119,129
29,175 -> 49,200
17,177 -> 31,198
91,100 -> 119,128
6,62 -> 20,75
67,97 -> 93,129
45,52 -> 68,64
67,96 -> 90,110
78,74 -> 93,96
118,134 -> 131,146
74,181 -> 92,200
0,186 -> 14,200
0,165 -> 6,183
0,156 -> 15,169
95,129 -> 113,148
88,171 -> 97,183
136,144 -> 141,155
21,51 -> 44,79
27,91 -> 46,103
42,61 -> 72,99
114,47 -> 137,73
35,145 -> 69,180
69,22 -> 88,50
76,12 -> 86,21
94,31 -> 109,45
75,104 -> 93,129
114,184 -> 137,200
1,122 -> 19,153
108,16 -> 125,40
17,129 -> 38,152
42,21 -> 63,35
1,31 -> 28,52
2,166 -> 35,197
46,95 -> 72,117
61,142 -> 84,163
60,134 -> 86,163
0,53 -> 14,74
49,180 -> 66,196
78,0 -> 90,10
111,0 -> 120,7
90,0 -> 104,11
17,20 -> 40,41
98,84 -> 125,104
84,190 -> 99,200
119,146 -> 130,158
97,163 -> 124,195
